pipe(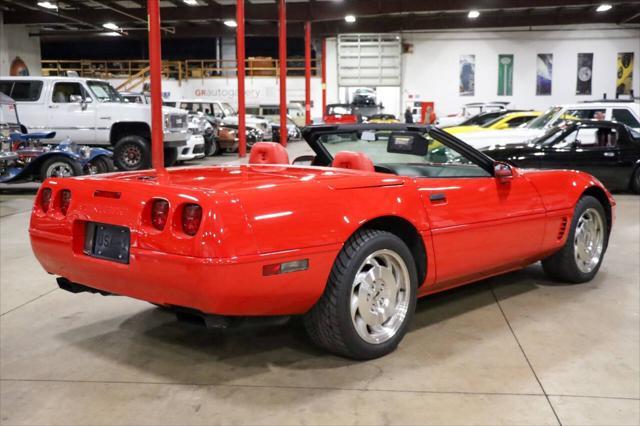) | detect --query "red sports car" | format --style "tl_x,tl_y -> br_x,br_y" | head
29,124 -> 614,359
